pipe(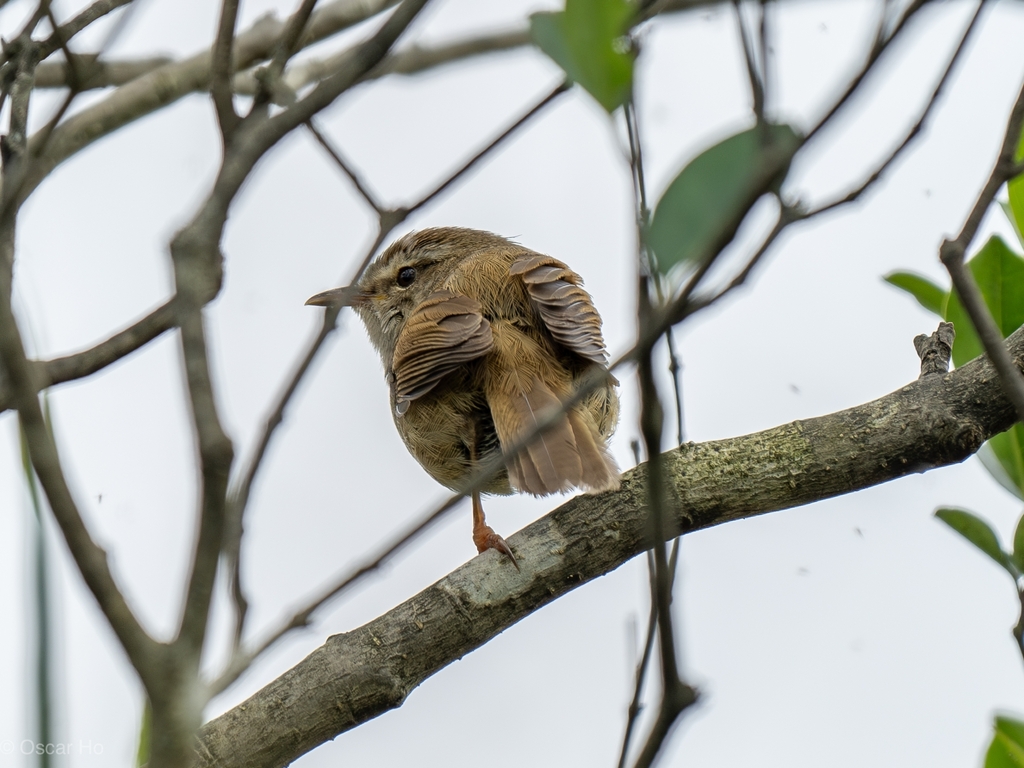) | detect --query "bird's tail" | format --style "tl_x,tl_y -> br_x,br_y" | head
486,360 -> 619,496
